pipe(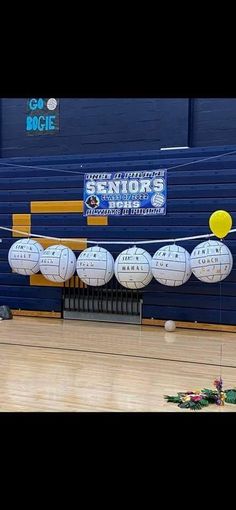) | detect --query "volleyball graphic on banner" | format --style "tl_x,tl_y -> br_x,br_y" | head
114,247 -> 153,289
190,240 -> 233,283
152,244 -> 192,286
8,239 -> 44,275
76,246 -> 114,286
46,98 -> 58,111
39,245 -> 76,282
